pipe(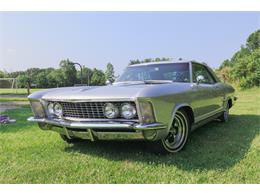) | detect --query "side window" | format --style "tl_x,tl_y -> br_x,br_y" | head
192,64 -> 216,84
